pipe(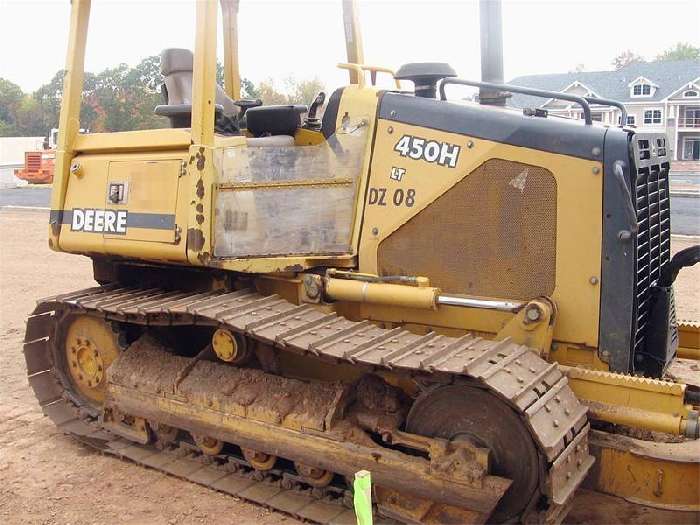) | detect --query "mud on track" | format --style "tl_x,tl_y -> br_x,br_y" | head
1,208 -> 698,525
